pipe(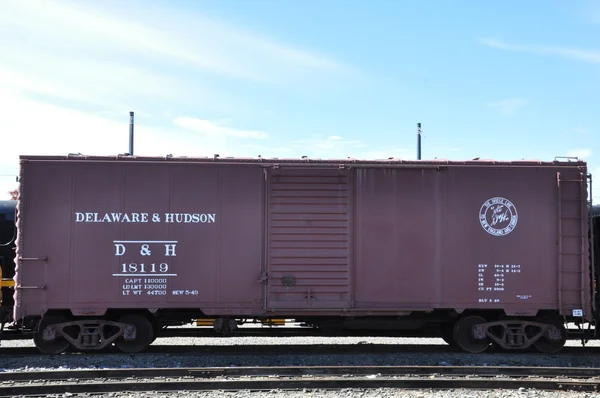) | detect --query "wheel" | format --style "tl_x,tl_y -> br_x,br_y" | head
453,315 -> 491,353
33,316 -> 71,355
114,314 -> 154,354
533,316 -> 566,354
